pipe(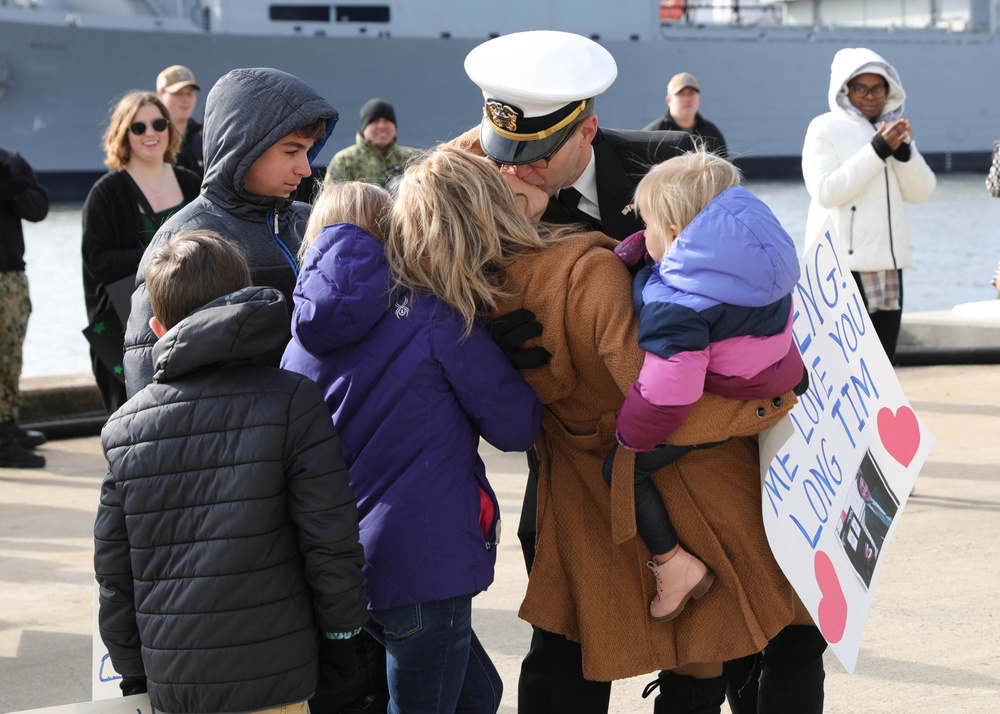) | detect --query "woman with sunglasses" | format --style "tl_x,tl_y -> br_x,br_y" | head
801,47 -> 936,364
82,90 -> 201,413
